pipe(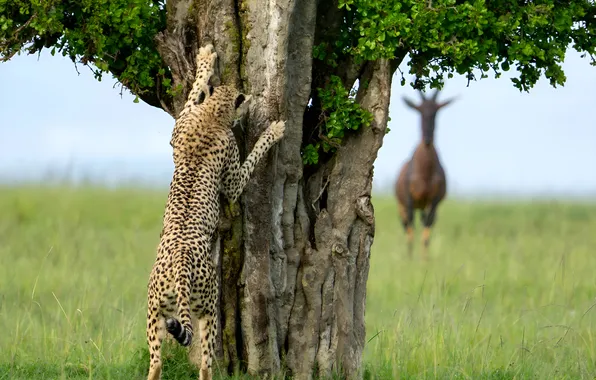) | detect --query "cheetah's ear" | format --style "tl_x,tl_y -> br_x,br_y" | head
234,94 -> 253,121
234,94 -> 246,109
